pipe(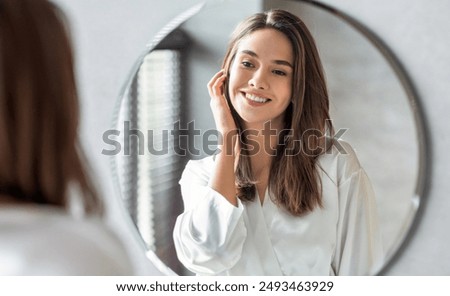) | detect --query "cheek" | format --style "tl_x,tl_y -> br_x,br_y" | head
228,64 -> 247,89
284,79 -> 293,100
